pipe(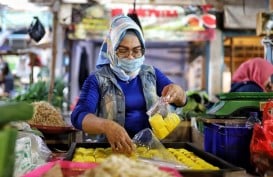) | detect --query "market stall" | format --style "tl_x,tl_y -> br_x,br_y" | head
1,0 -> 273,177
